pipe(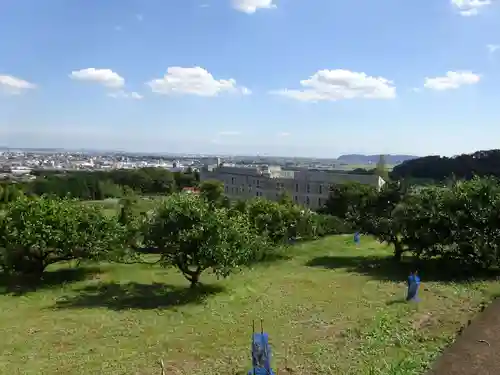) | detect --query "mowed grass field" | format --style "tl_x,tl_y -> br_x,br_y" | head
82,197 -> 161,217
335,163 -> 396,171
0,236 -> 498,375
